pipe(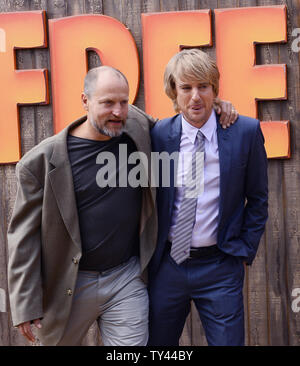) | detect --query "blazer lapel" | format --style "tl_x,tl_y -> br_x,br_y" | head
123,117 -> 152,180
166,115 -> 182,217
48,117 -> 87,251
123,117 -> 155,233
216,116 -> 232,227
